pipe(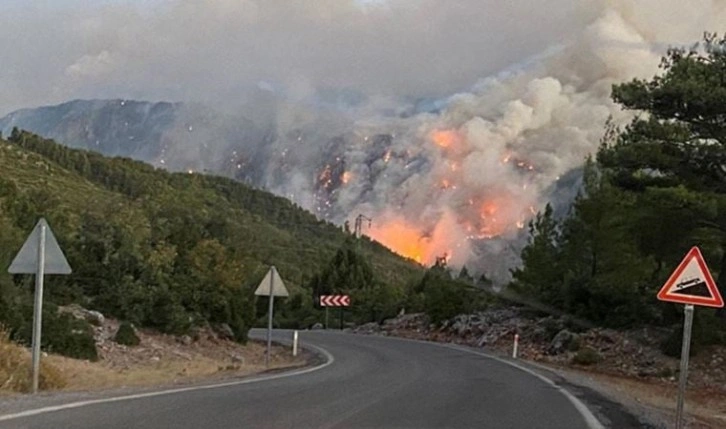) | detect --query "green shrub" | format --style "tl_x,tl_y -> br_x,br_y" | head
114,322 -> 140,346
572,346 -> 600,366
567,336 -> 583,352
12,305 -> 99,361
